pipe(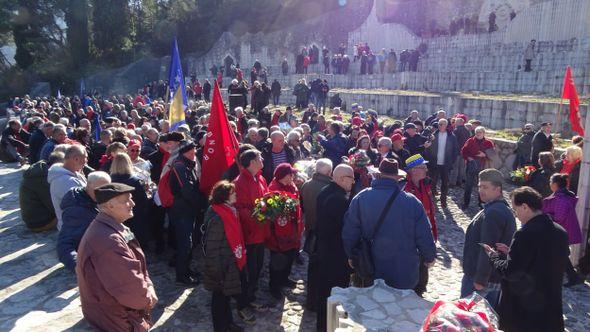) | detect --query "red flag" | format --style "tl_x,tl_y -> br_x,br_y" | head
562,66 -> 585,136
199,81 -> 239,195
